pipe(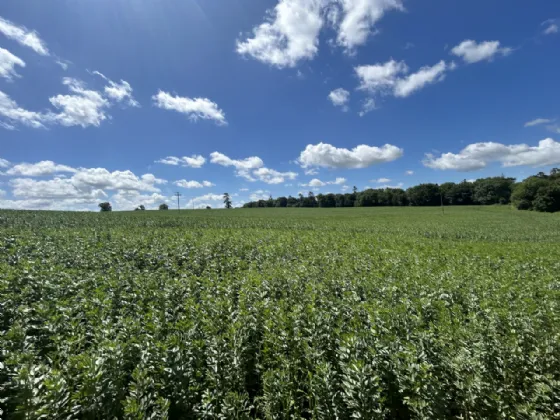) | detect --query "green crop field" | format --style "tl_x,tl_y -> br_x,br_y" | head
1,206 -> 560,419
